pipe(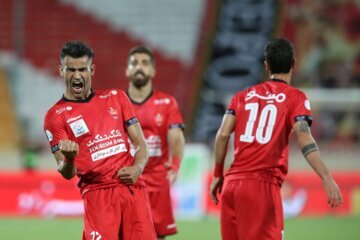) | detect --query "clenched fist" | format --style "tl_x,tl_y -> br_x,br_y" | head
59,139 -> 79,161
